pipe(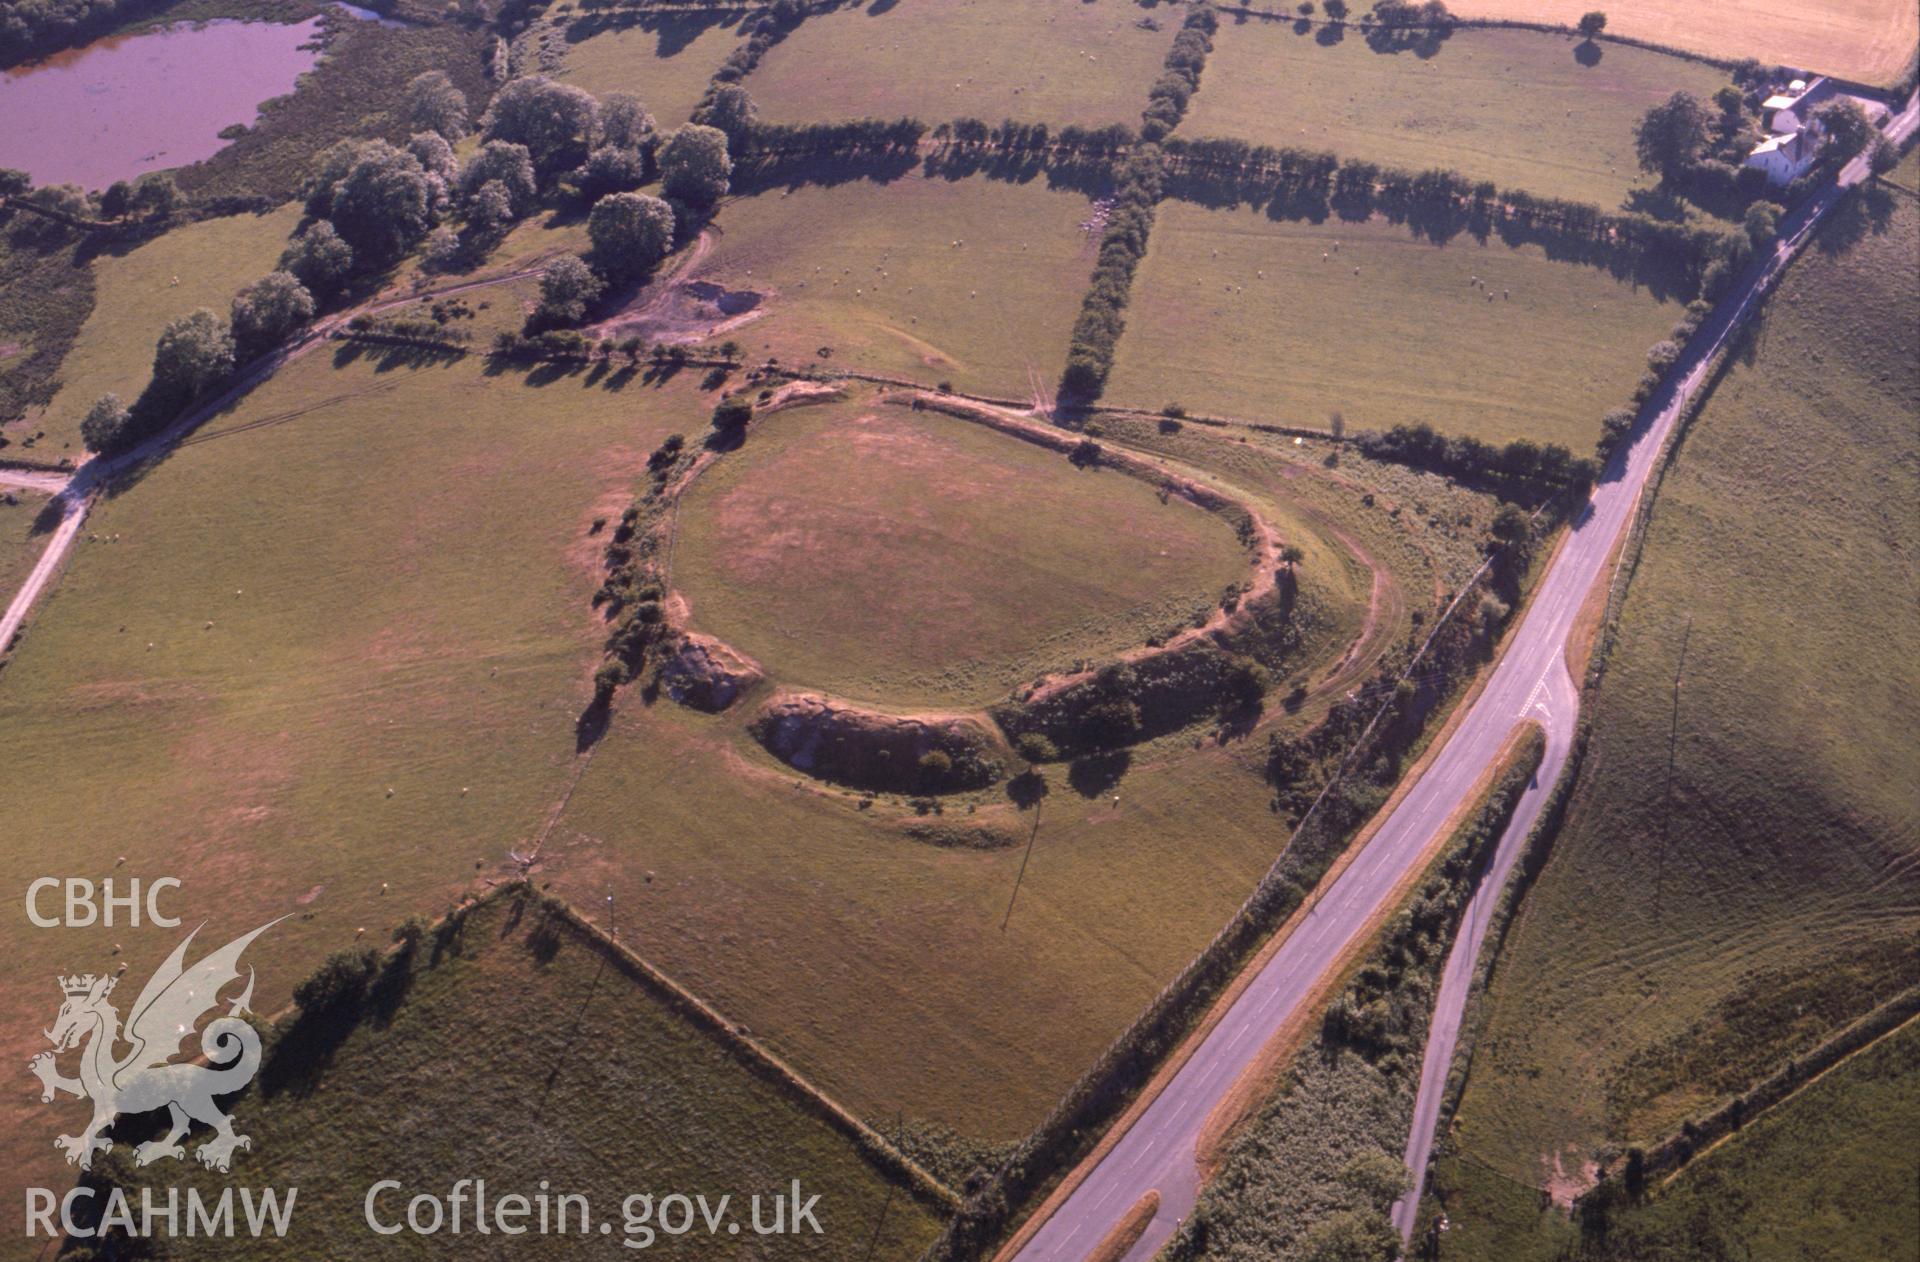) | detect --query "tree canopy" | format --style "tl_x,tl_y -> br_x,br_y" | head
588,191 -> 676,282
405,70 -> 469,141
692,84 -> 757,144
572,146 -> 647,200
536,254 -> 604,327
598,92 -> 656,150
230,271 -> 315,359
483,75 -> 601,179
279,221 -> 355,302
305,141 -> 435,265
1634,91 -> 1709,181
80,394 -> 131,454
1813,99 -> 1873,162
658,125 -> 733,205
151,309 -> 236,407
460,140 -> 539,217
